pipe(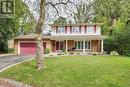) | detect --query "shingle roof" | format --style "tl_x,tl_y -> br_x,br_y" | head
14,34 -> 51,39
